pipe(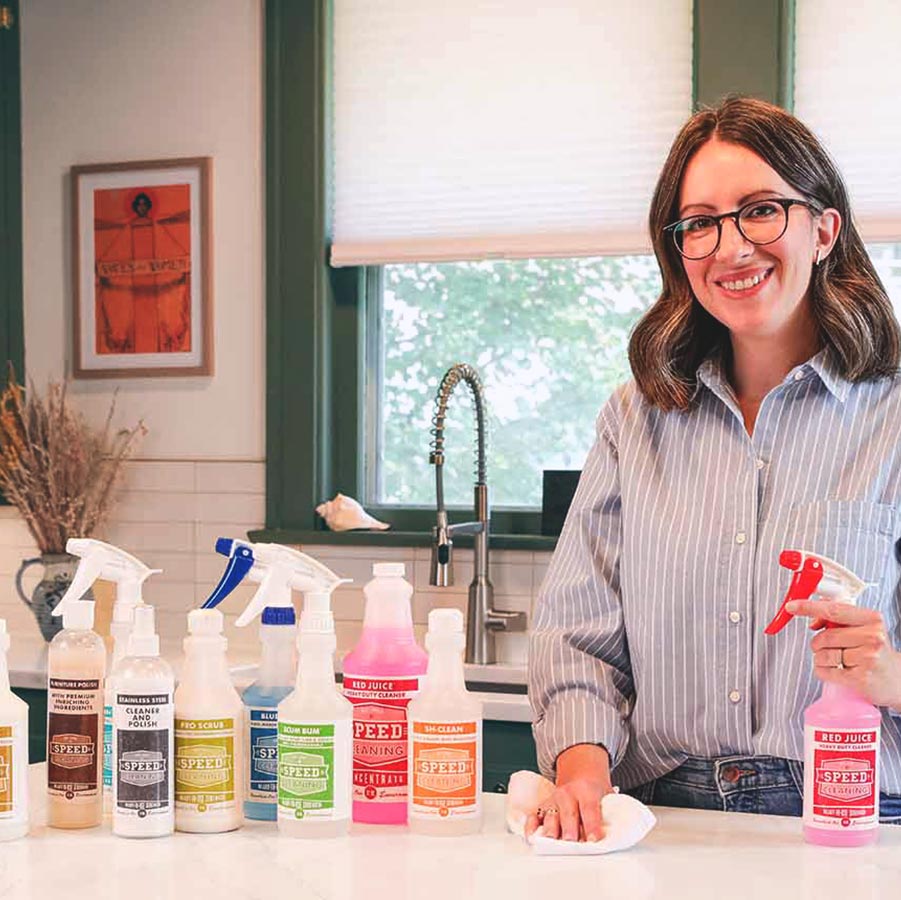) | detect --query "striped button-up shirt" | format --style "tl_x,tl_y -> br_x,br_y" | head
529,350 -> 901,792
